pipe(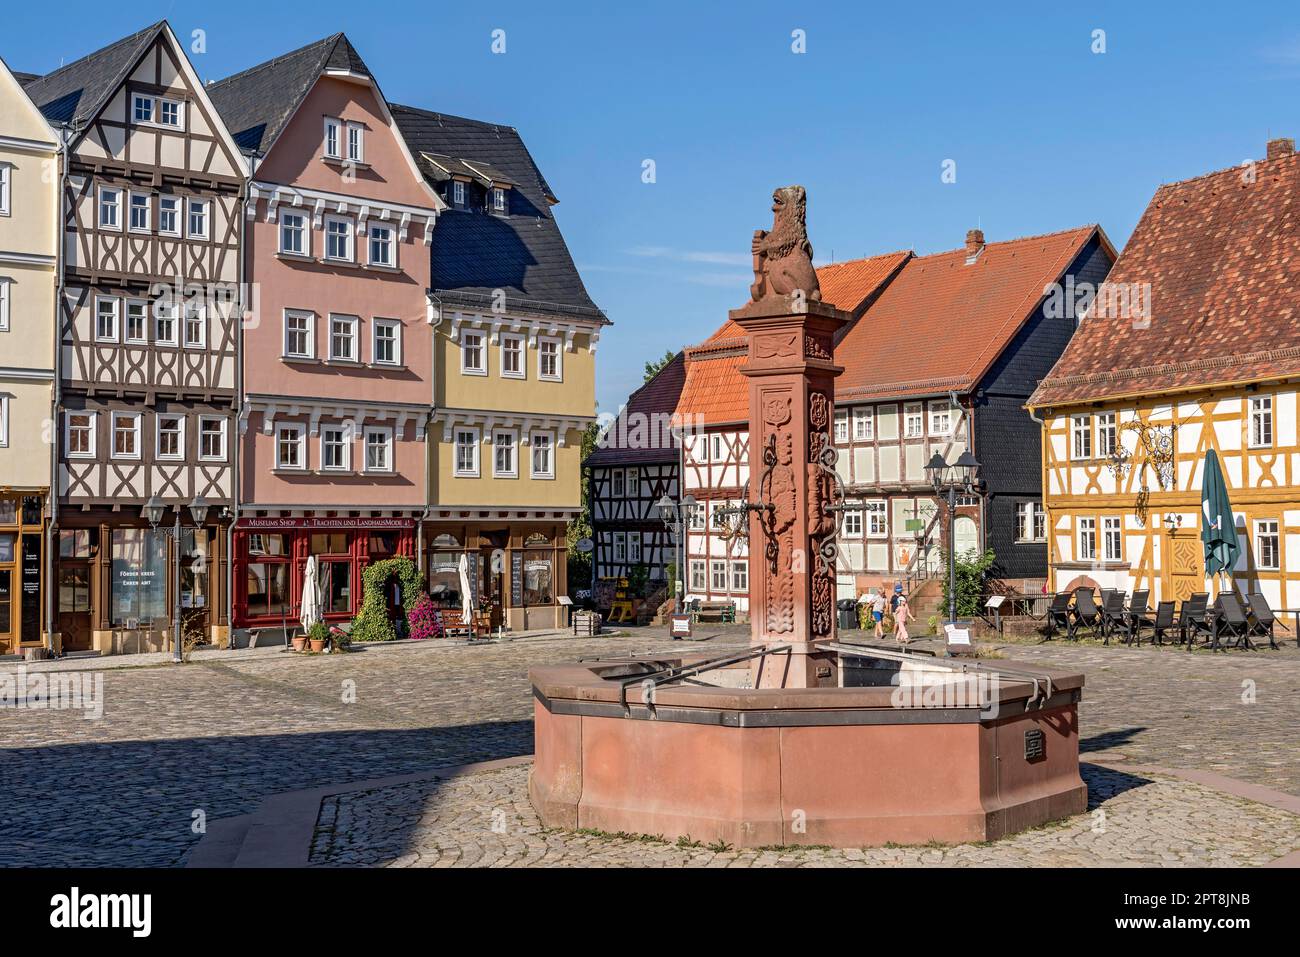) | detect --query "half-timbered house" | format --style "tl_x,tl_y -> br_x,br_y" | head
1030,138 -> 1300,610
585,352 -> 685,585
23,23 -> 246,653
208,34 -> 443,630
